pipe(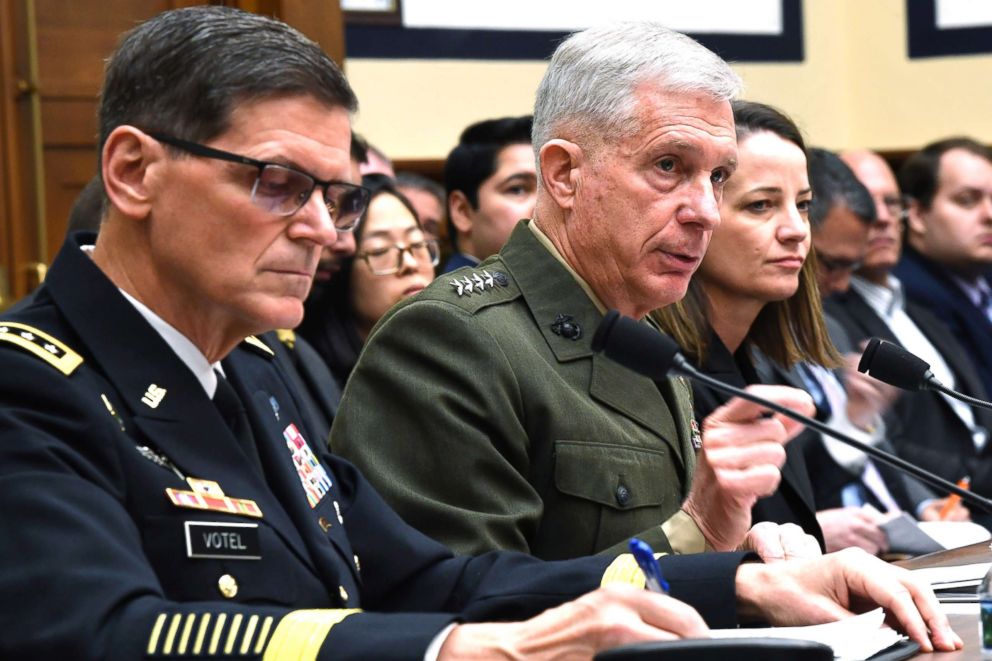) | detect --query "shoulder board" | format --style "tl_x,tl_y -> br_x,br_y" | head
242,335 -> 275,358
275,328 -> 296,350
0,321 -> 83,375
